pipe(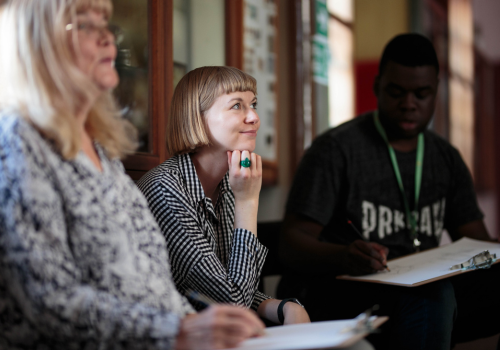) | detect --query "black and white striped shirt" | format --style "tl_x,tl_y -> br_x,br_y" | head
137,154 -> 271,311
